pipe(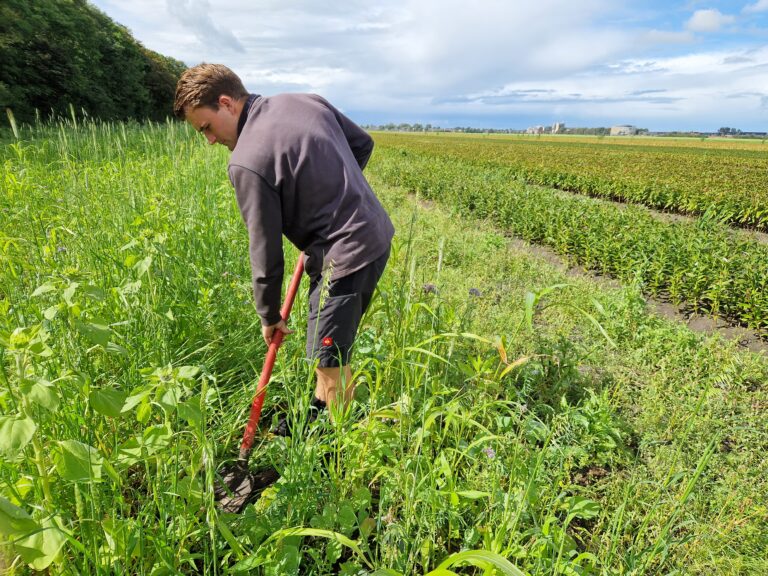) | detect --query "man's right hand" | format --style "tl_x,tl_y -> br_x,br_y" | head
262,319 -> 292,346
